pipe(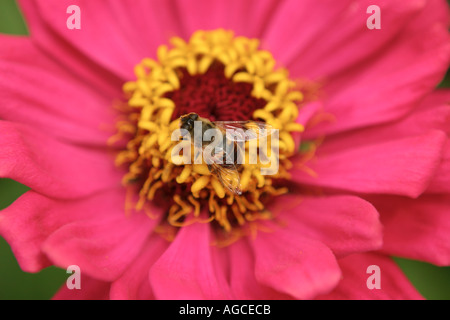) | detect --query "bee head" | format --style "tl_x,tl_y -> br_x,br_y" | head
180,113 -> 199,134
